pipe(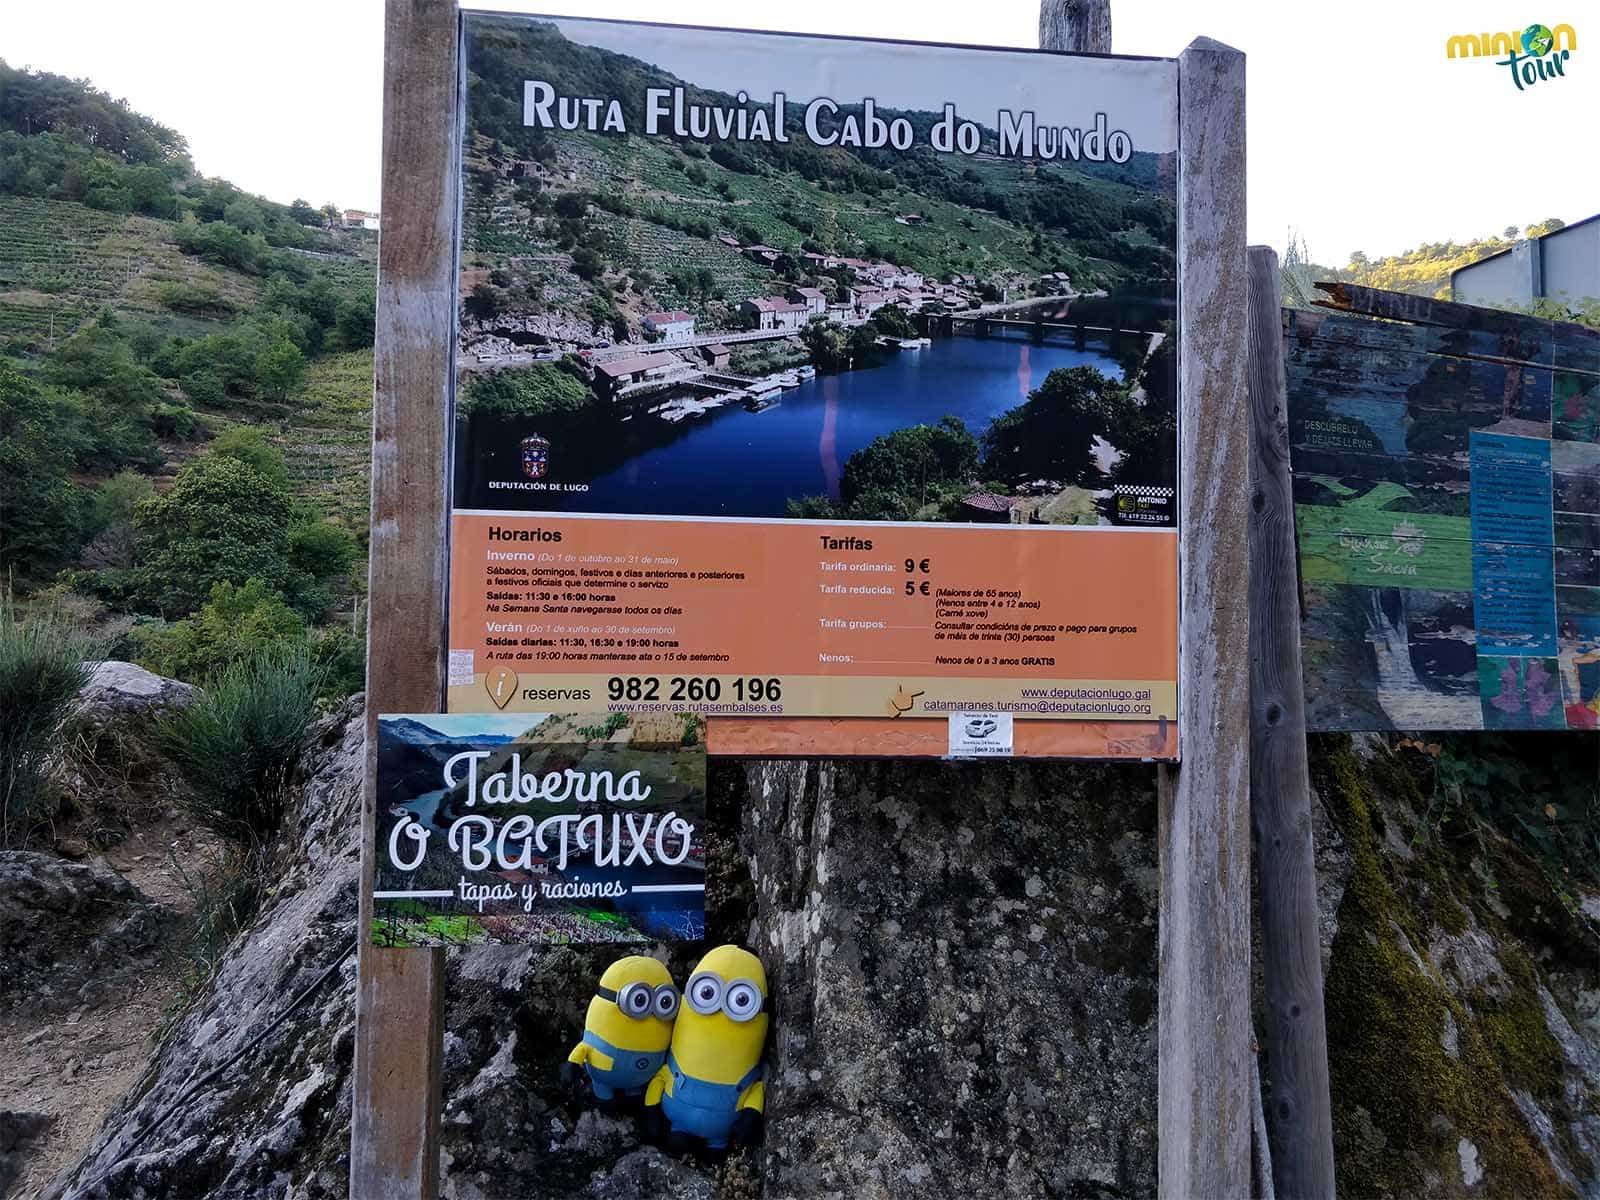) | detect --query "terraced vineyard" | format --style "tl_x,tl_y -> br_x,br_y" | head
272,348 -> 374,531
0,195 -> 263,347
